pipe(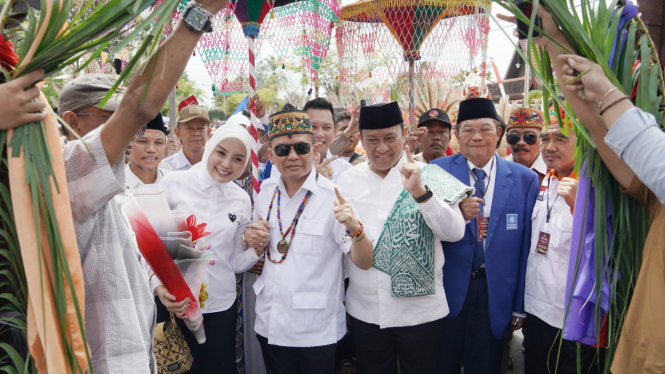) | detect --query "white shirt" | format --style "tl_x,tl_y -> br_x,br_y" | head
505,153 -> 548,176
159,167 -> 258,313
252,168 -> 355,347
124,163 -> 170,189
525,173 -> 573,329
163,148 -> 198,171
269,150 -> 353,182
336,153 -> 466,328
467,155 -> 498,220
